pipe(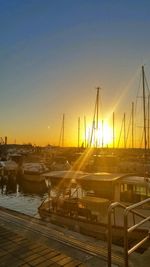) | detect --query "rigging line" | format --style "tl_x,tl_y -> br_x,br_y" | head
126,108 -> 132,148
99,89 -> 103,119
144,71 -> 150,94
117,114 -> 124,148
90,88 -> 99,146
90,99 -> 97,146
143,70 -> 150,149
135,72 -> 142,115
140,128 -> 144,149
58,114 -> 65,147
135,72 -> 142,147
58,123 -> 63,147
